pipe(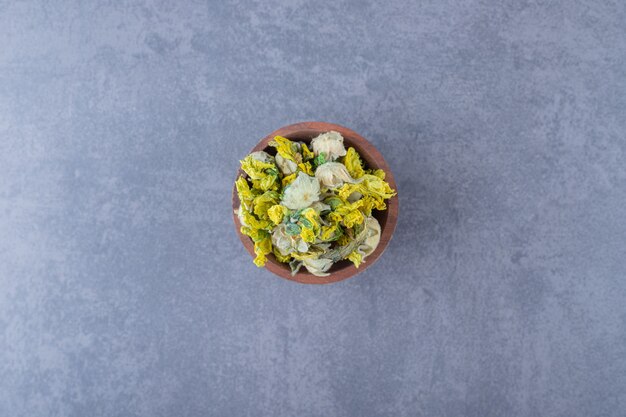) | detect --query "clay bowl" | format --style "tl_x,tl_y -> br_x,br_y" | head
232,121 -> 398,284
